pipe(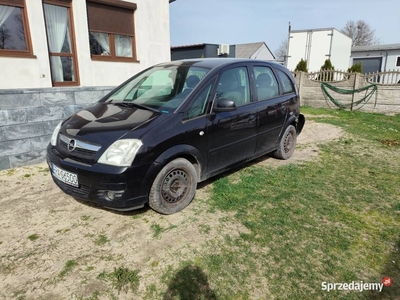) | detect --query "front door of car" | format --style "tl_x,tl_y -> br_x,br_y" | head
253,66 -> 288,154
206,66 -> 257,174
